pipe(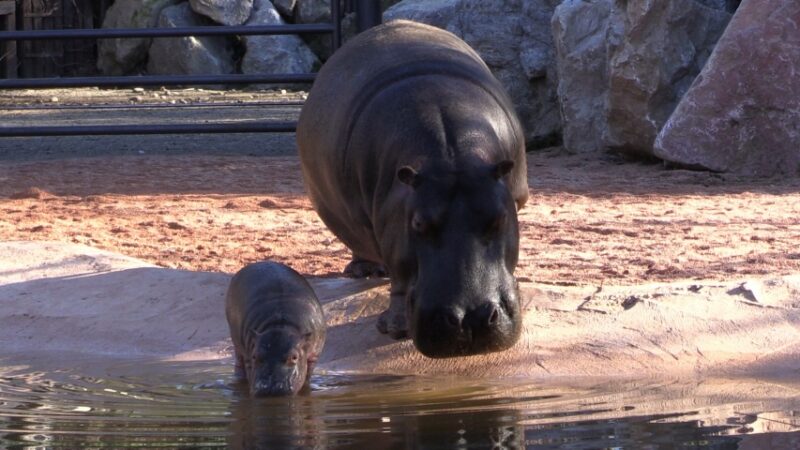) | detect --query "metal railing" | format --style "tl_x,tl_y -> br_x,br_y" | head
0,0 -> 382,137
